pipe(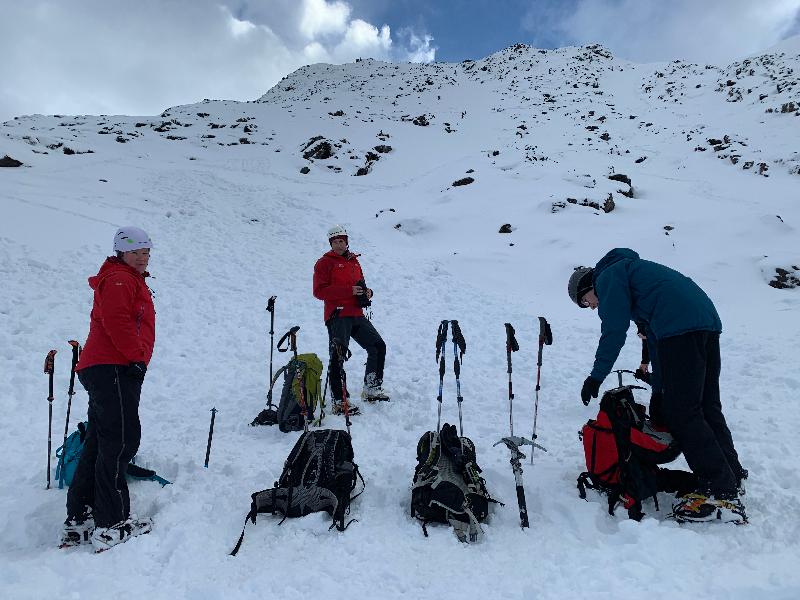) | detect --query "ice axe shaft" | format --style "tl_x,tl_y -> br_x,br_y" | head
494,436 -> 546,528
204,408 -> 217,468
